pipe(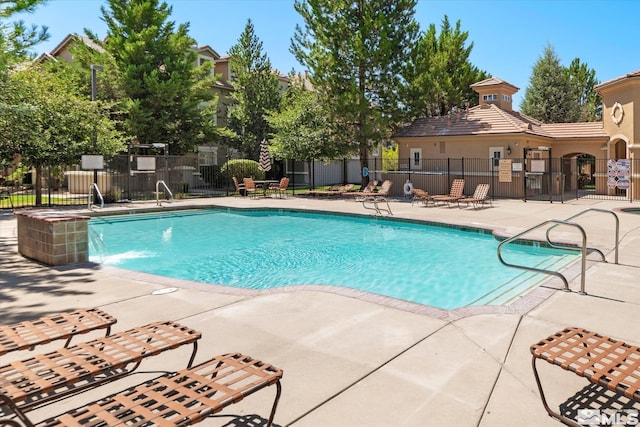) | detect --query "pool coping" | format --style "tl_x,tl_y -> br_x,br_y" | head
86,204 -> 589,320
